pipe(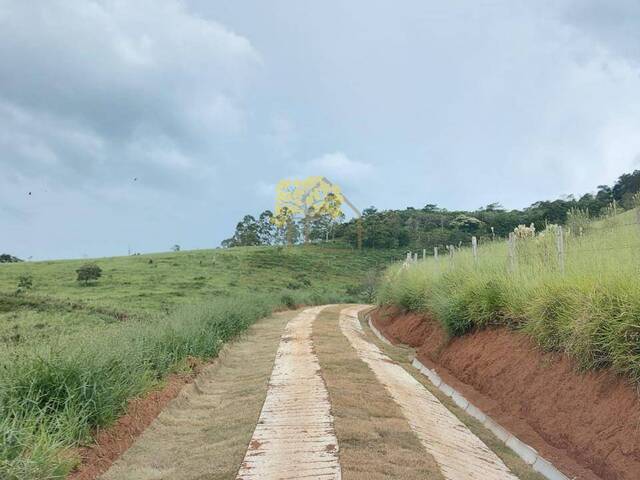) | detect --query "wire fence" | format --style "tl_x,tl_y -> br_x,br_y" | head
401,213 -> 640,275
